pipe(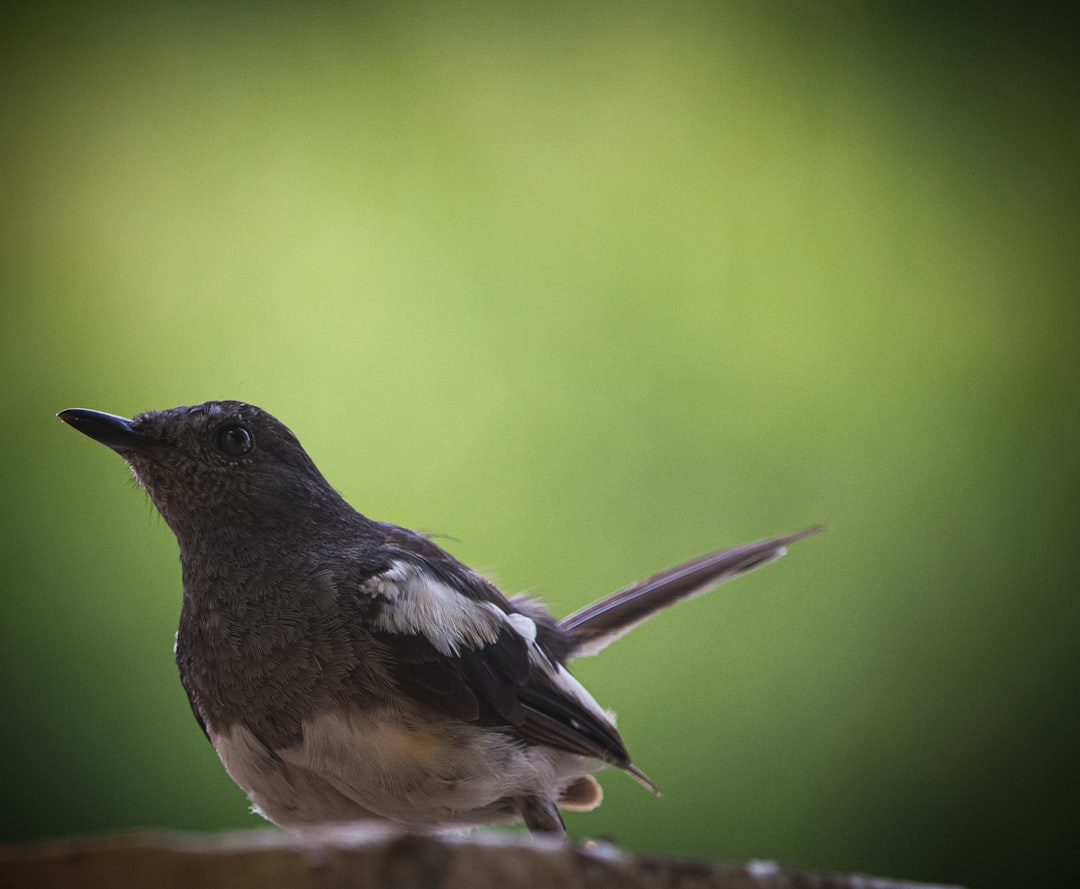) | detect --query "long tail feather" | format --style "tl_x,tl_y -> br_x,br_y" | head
560,526 -> 821,657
